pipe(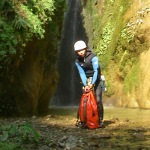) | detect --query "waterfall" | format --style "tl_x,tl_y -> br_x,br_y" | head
51,0 -> 88,106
